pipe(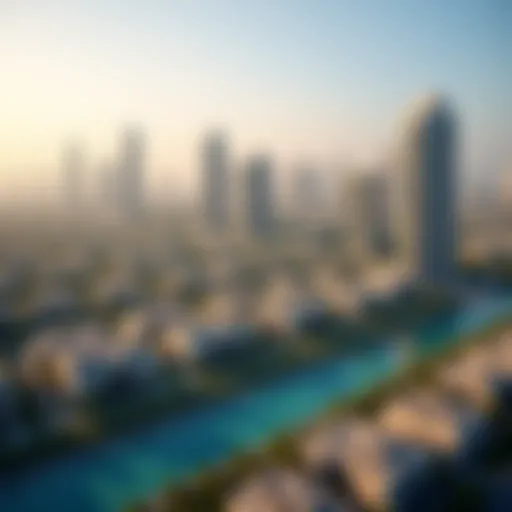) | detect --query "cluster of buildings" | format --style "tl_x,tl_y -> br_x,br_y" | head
200,94 -> 459,288
61,93 -> 459,293
200,132 -> 279,240
3,92 -> 478,461
62,127 -> 145,220
224,331 -> 512,512
1,91 -> 461,444
0,237 -> 376,450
